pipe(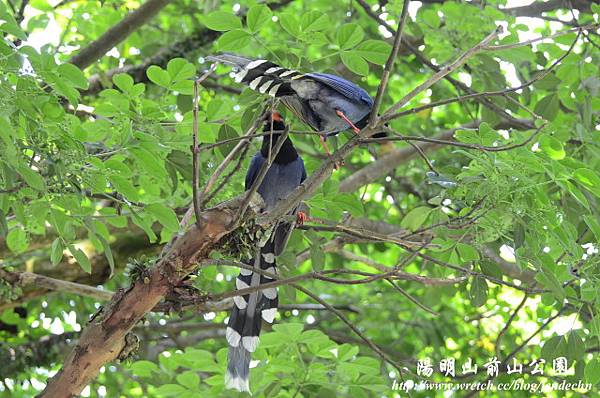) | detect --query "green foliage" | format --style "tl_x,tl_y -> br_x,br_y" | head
130,324 -> 386,397
0,0 -> 599,397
